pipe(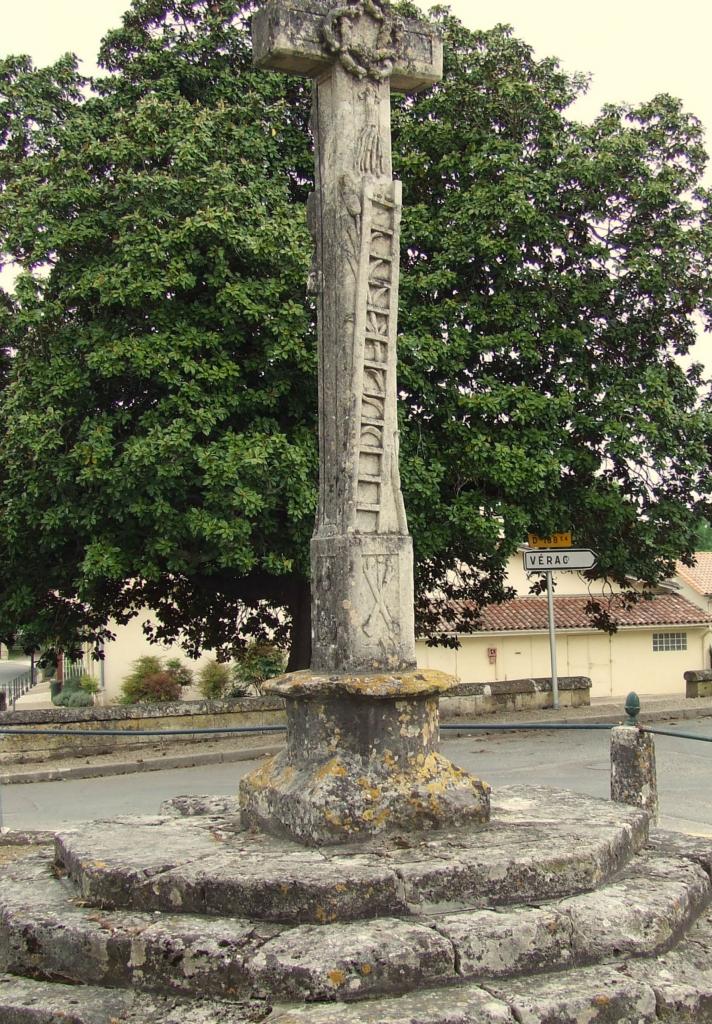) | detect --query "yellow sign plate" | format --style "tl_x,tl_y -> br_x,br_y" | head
527,532 -> 573,549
